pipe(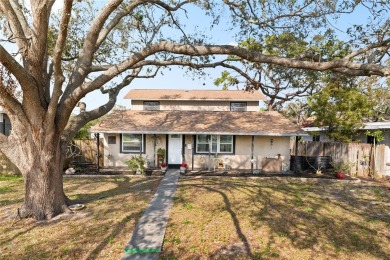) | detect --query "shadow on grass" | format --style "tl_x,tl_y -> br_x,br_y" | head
0,225 -> 37,247
66,177 -> 160,205
86,211 -> 143,260
202,185 -> 252,257
170,179 -> 390,259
